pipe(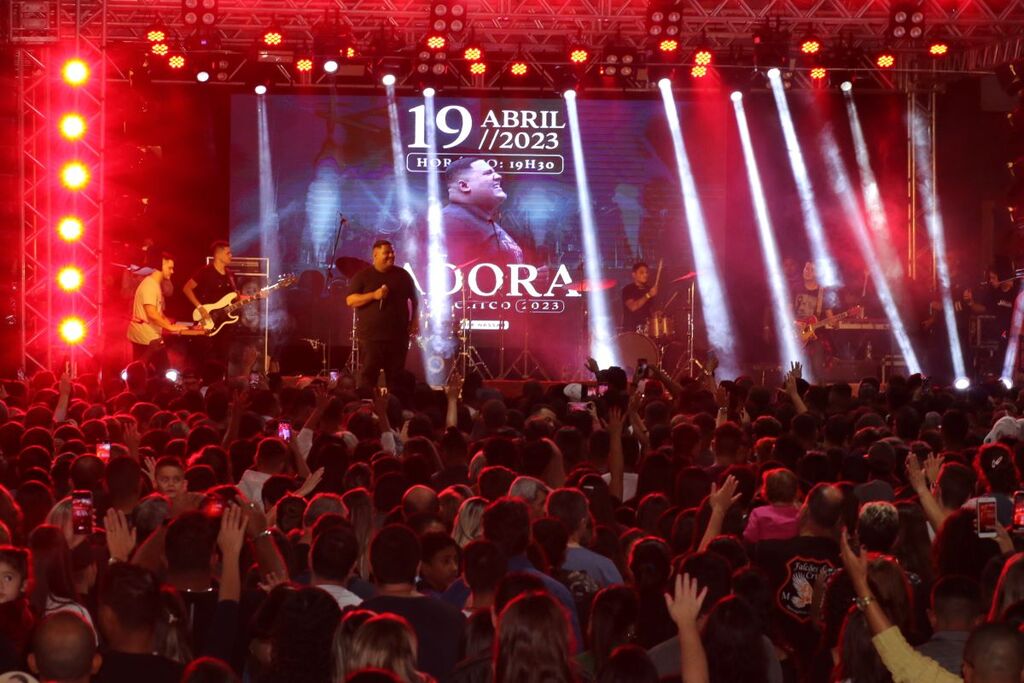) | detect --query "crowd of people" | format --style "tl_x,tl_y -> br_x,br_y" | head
1,355 -> 1024,683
